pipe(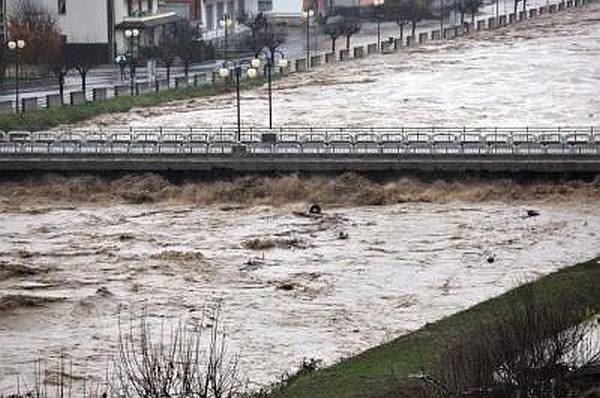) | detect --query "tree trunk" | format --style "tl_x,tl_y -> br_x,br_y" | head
184,62 -> 189,80
461,10 -> 465,24
331,37 -> 337,52
412,20 -> 416,37
523,0 -> 527,12
166,64 -> 171,86
346,35 -> 350,49
399,22 -> 404,40
472,10 -> 475,26
514,0 -> 518,16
